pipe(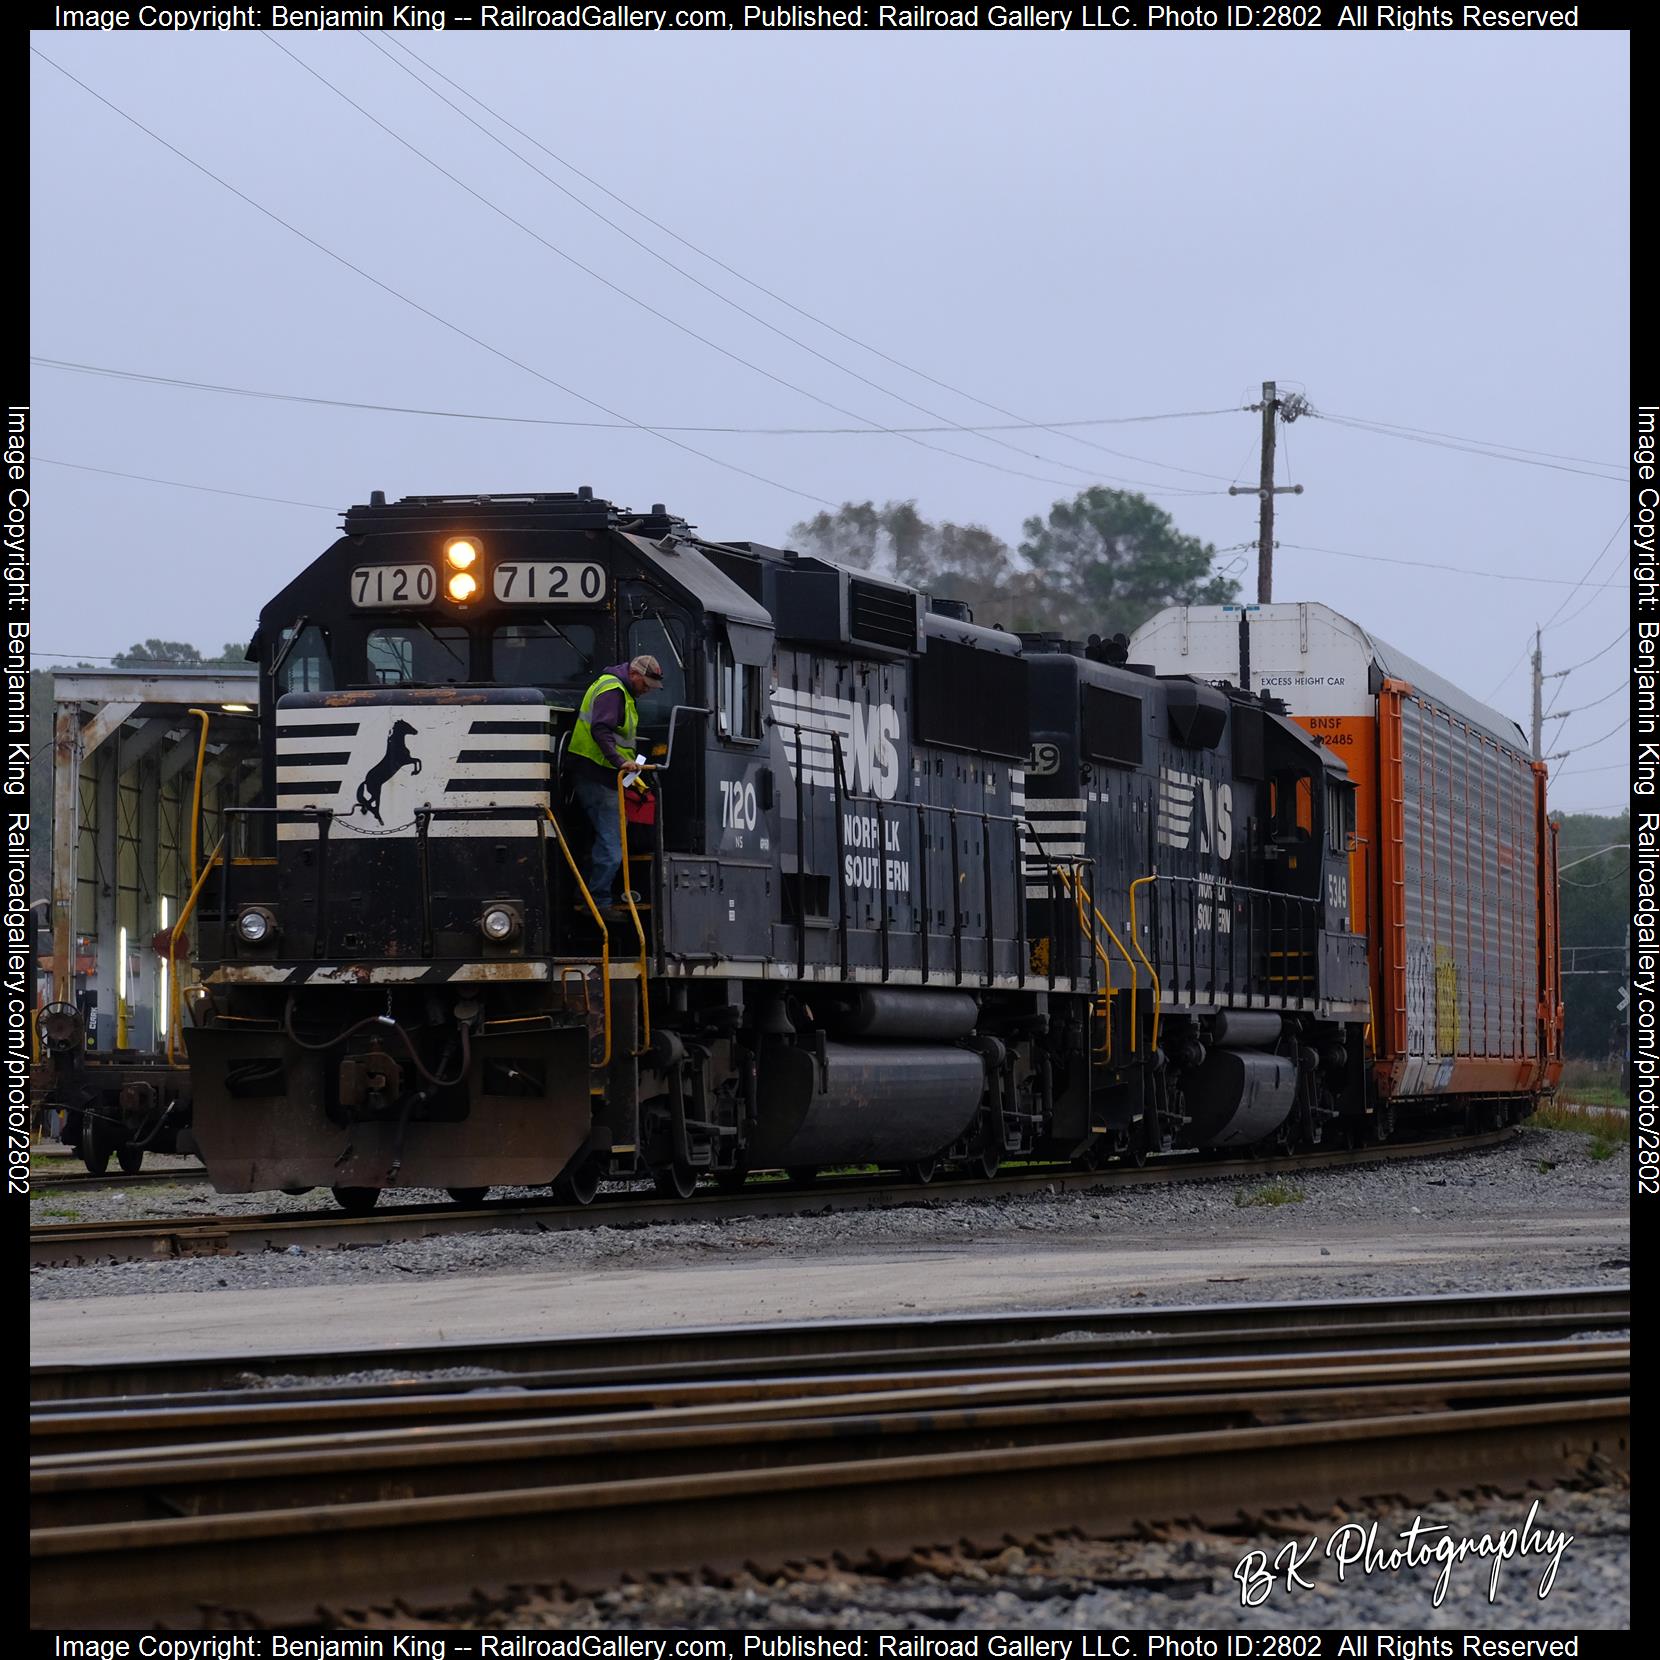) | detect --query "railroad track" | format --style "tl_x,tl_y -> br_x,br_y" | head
32,1164 -> 212,1192
29,1287 -> 1630,1628
29,1126 -> 1520,1268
